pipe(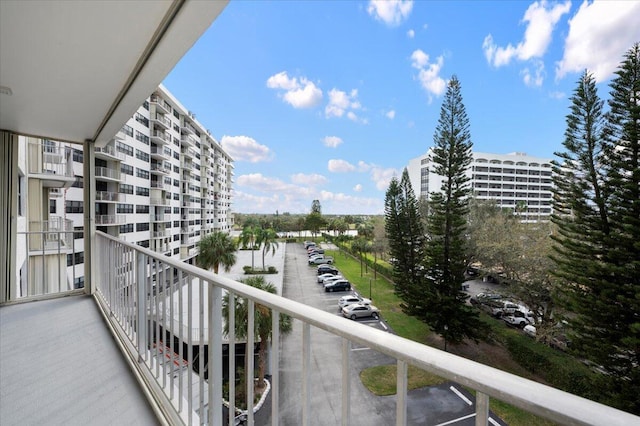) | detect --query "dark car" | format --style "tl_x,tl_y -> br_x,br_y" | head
317,265 -> 339,275
324,279 -> 351,292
